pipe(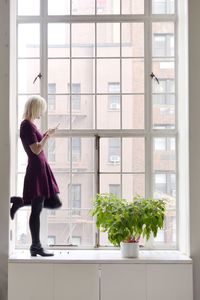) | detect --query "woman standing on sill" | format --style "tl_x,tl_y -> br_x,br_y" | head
10,95 -> 62,257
